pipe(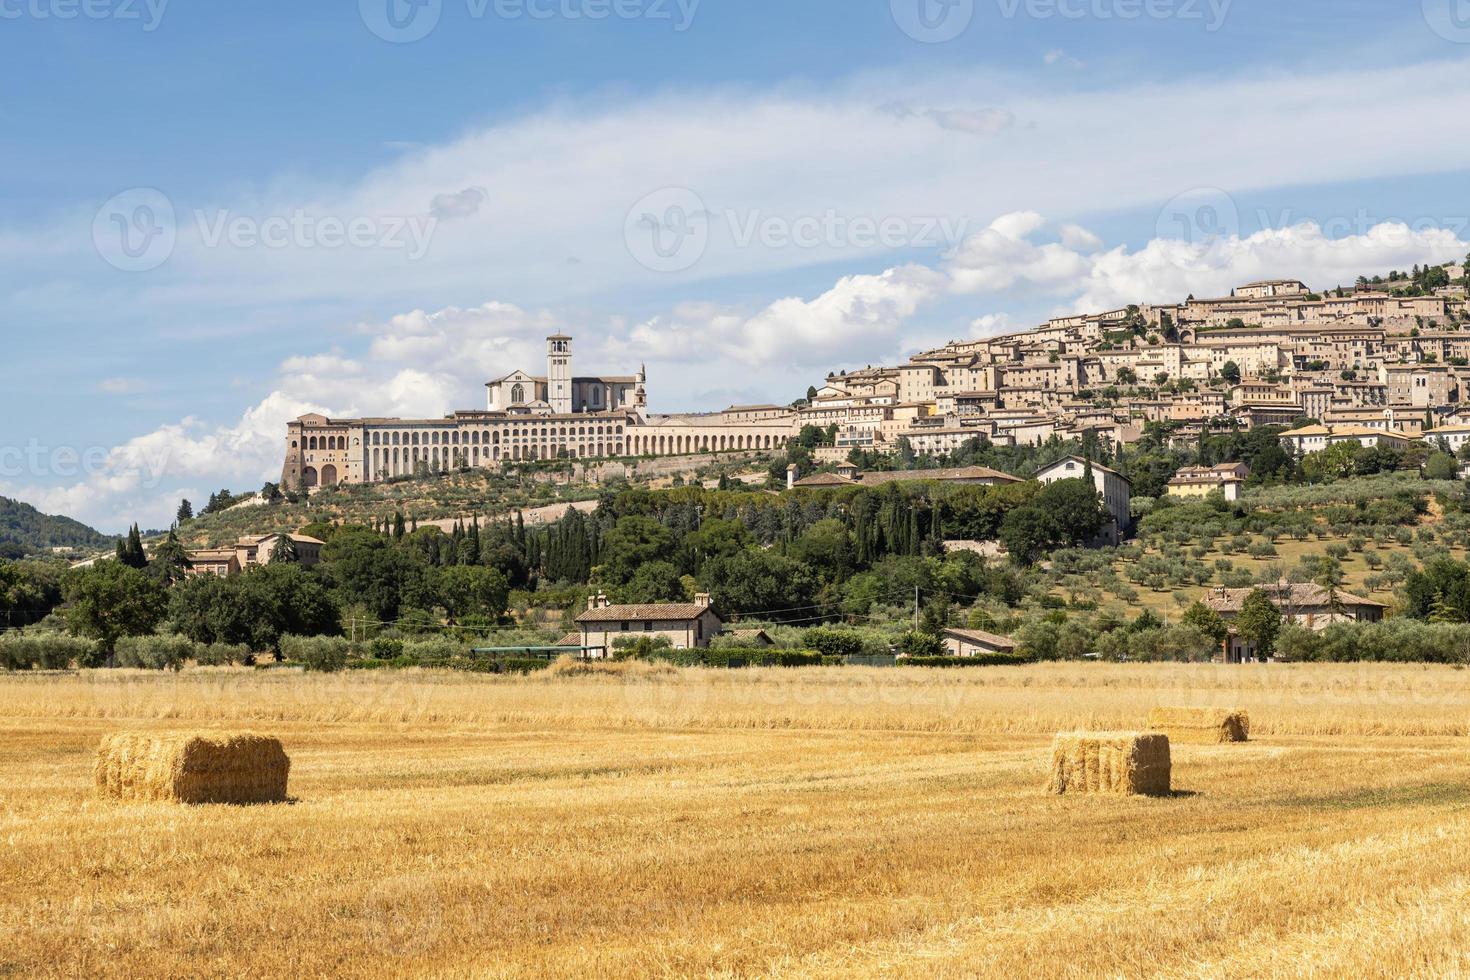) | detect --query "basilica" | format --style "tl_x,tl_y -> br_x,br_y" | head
282,335 -> 797,488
